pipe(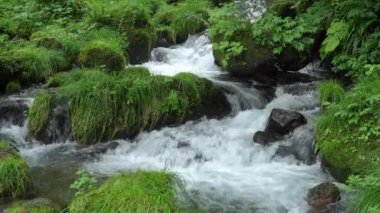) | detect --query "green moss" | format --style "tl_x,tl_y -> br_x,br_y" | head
0,140 -> 30,198
50,68 -> 226,144
317,77 -> 380,174
28,93 -> 54,138
5,81 -> 22,94
69,171 -> 183,213
7,201 -> 60,213
78,40 -> 127,71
